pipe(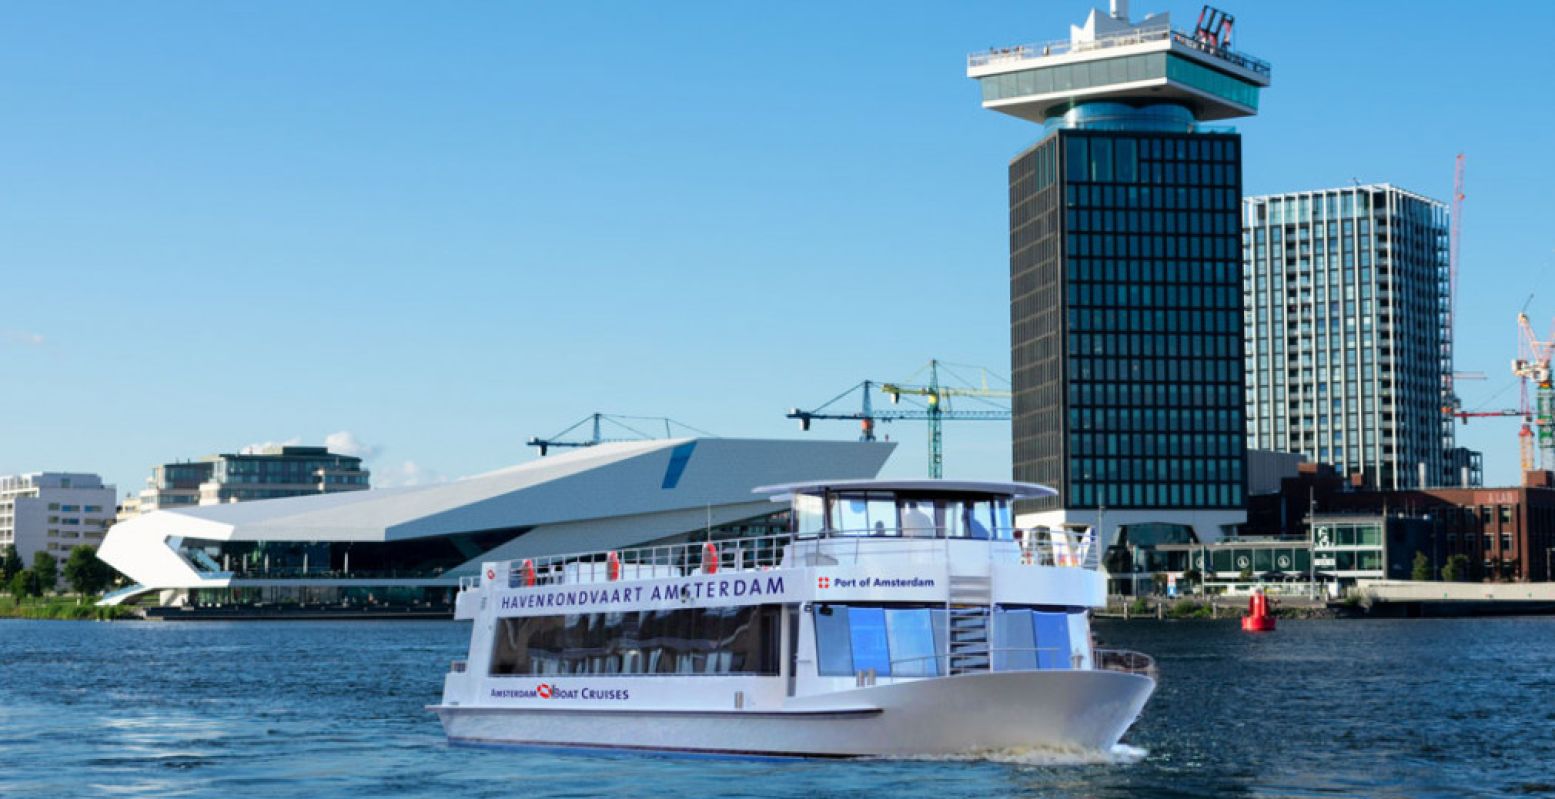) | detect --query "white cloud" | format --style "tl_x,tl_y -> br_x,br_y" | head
376,460 -> 445,488
325,430 -> 379,460
3,331 -> 45,347
240,436 -> 302,455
